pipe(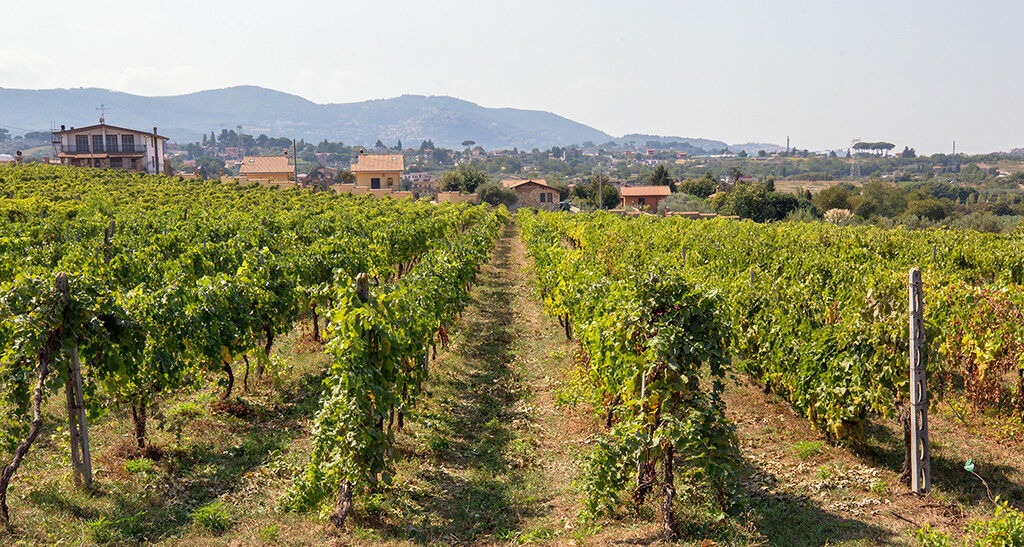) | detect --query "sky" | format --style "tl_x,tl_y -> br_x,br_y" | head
1,0 -> 1021,154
